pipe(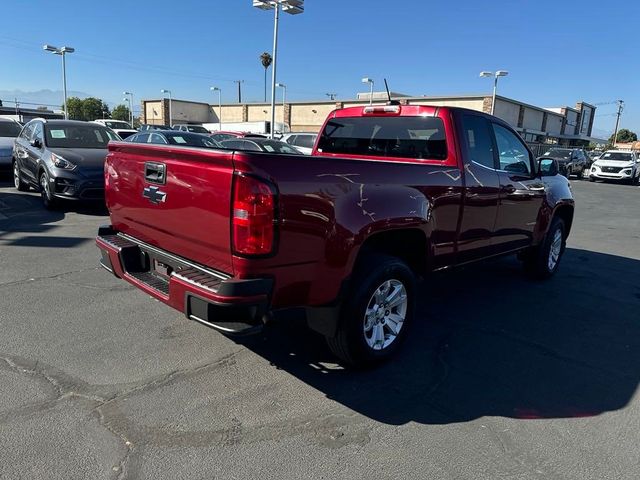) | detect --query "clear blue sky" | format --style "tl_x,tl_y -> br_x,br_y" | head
1,0 -> 638,136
